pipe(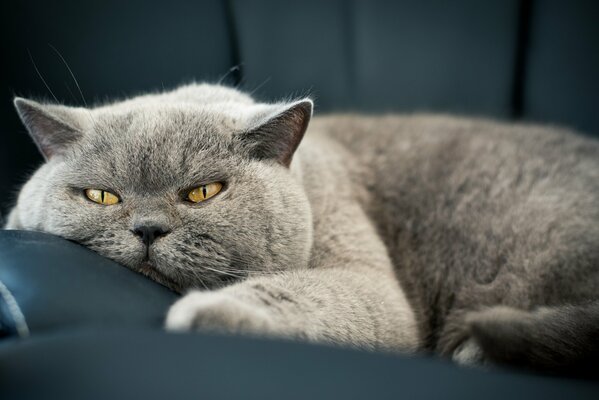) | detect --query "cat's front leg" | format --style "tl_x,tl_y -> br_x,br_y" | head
166,289 -> 283,337
165,268 -> 420,352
